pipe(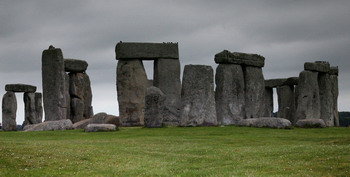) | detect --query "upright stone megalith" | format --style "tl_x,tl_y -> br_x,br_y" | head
2,91 -> 17,131
329,67 -> 339,126
261,87 -> 273,117
117,60 -> 148,126
42,46 -> 67,121
180,65 -> 217,126
277,85 -> 295,123
244,66 -> 265,118
23,92 -> 38,126
144,86 -> 166,128
35,93 -> 43,123
215,64 -> 245,125
318,72 -> 334,126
